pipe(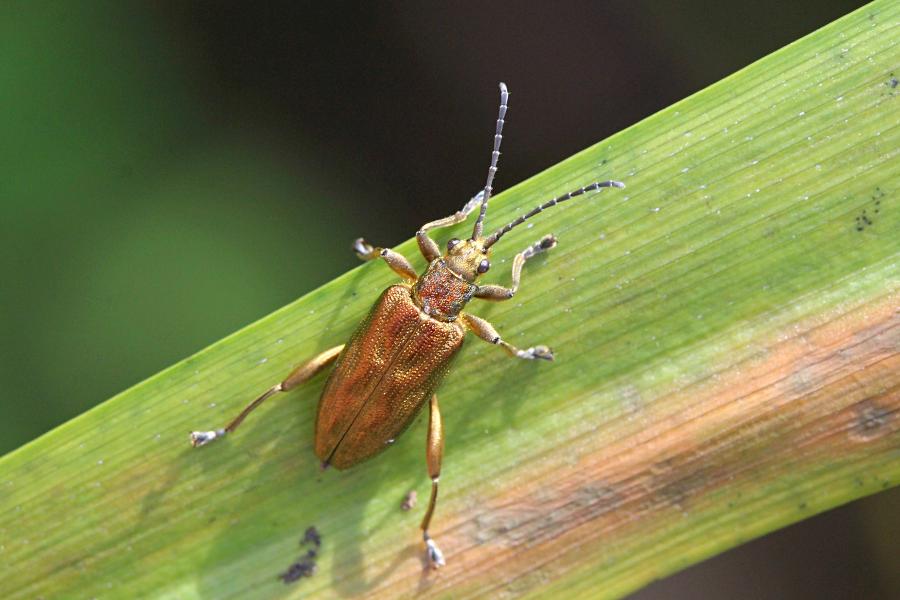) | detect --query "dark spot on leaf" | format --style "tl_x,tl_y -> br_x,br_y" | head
854,191 -> 884,231
280,525 -> 322,584
652,460 -> 710,508
852,398 -> 891,440
280,558 -> 317,583
303,526 -> 322,547
401,489 -> 418,511
470,482 -> 622,546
